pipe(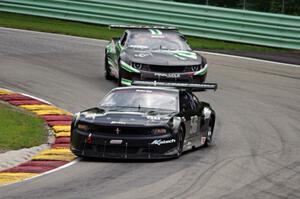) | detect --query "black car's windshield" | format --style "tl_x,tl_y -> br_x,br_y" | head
127,32 -> 191,51
100,88 -> 179,112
